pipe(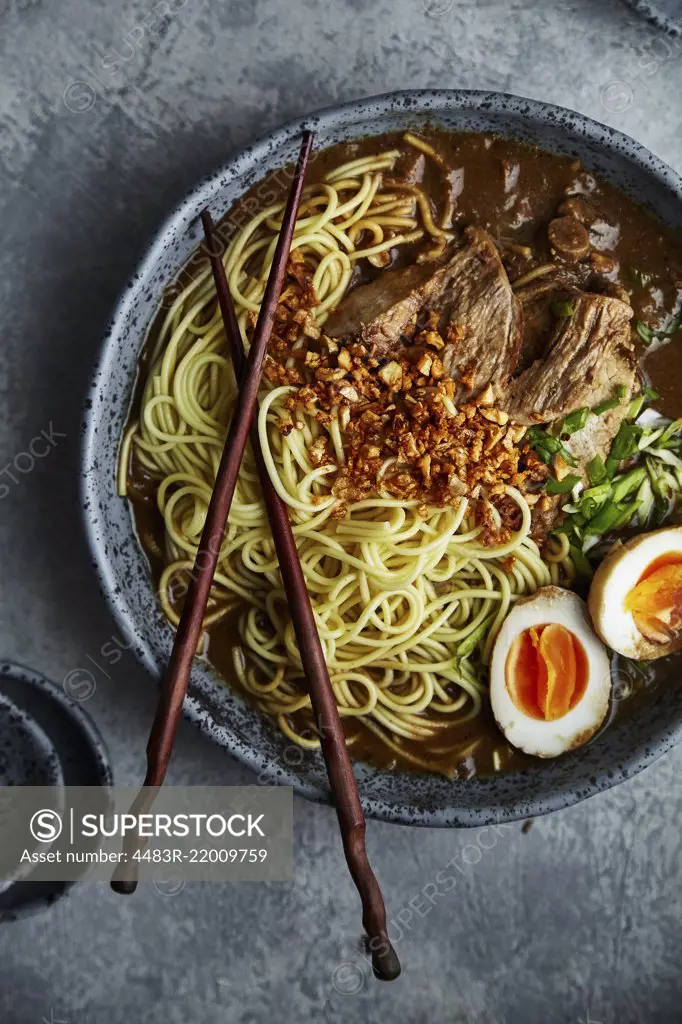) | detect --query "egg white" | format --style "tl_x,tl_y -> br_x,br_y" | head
490,587 -> 611,758
588,526 -> 682,661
